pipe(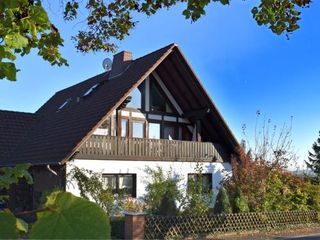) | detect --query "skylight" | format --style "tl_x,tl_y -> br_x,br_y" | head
83,83 -> 99,97
57,98 -> 71,112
